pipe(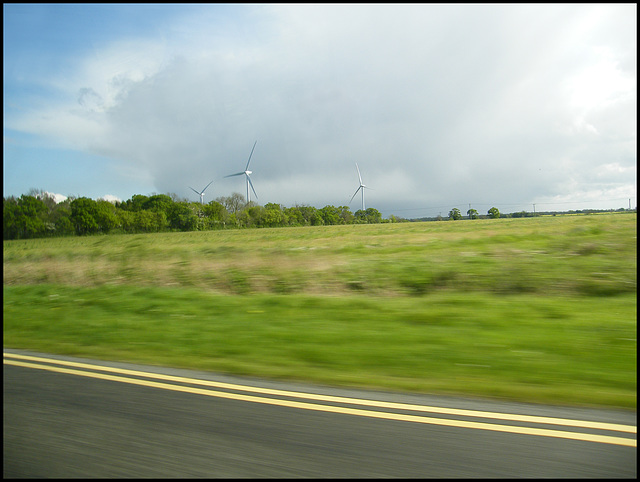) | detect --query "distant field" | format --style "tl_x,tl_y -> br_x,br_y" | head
3,213 -> 637,408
